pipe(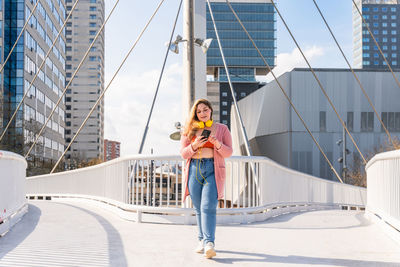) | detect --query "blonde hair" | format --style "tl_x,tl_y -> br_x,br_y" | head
183,99 -> 213,140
